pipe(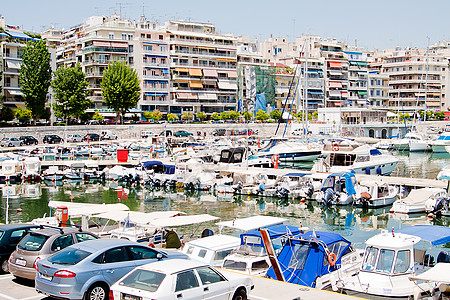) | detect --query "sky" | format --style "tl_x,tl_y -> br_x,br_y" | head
2,0 -> 450,50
